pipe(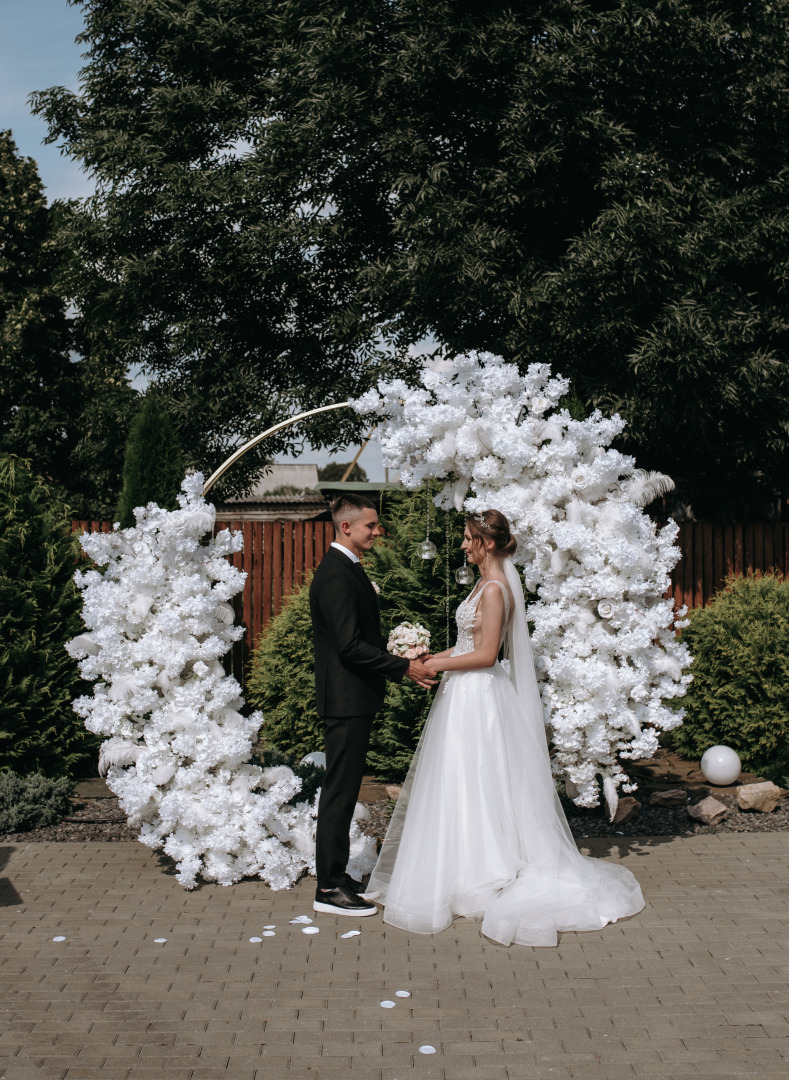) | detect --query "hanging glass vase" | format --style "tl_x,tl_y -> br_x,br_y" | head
418,482 -> 438,559
455,555 -> 475,585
